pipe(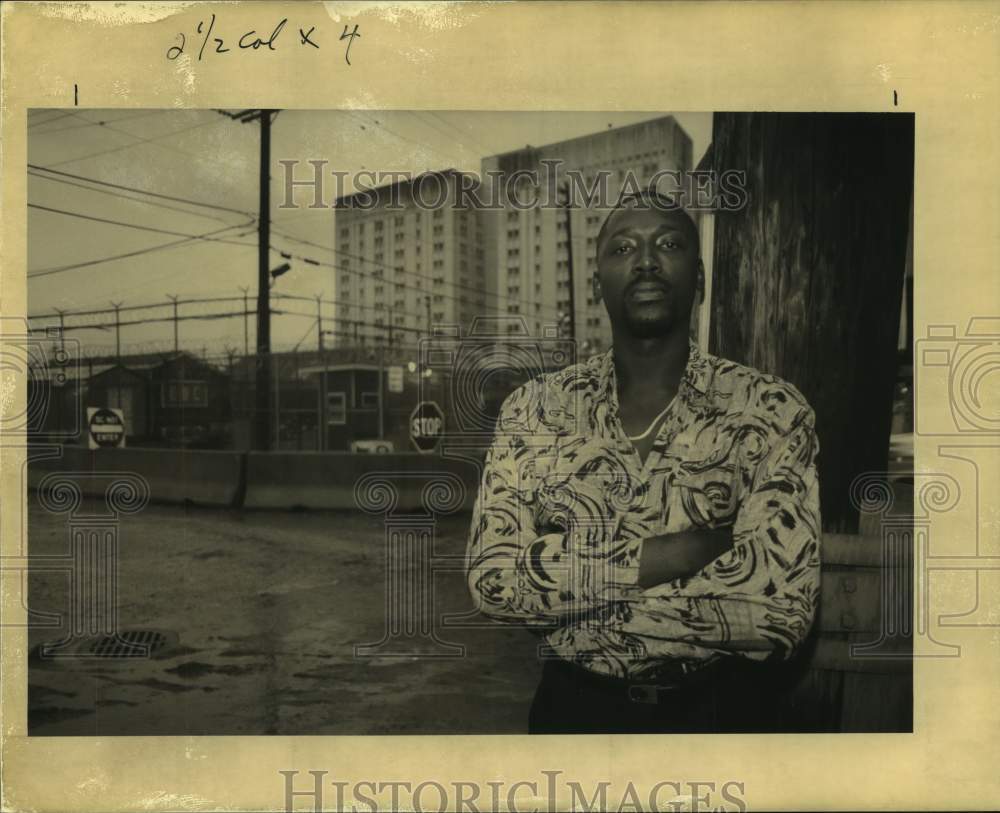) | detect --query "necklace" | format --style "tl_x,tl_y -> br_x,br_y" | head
625,395 -> 677,441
